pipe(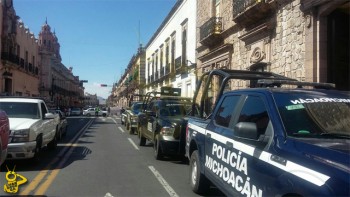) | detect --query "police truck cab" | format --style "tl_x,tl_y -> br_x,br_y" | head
185,69 -> 350,197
